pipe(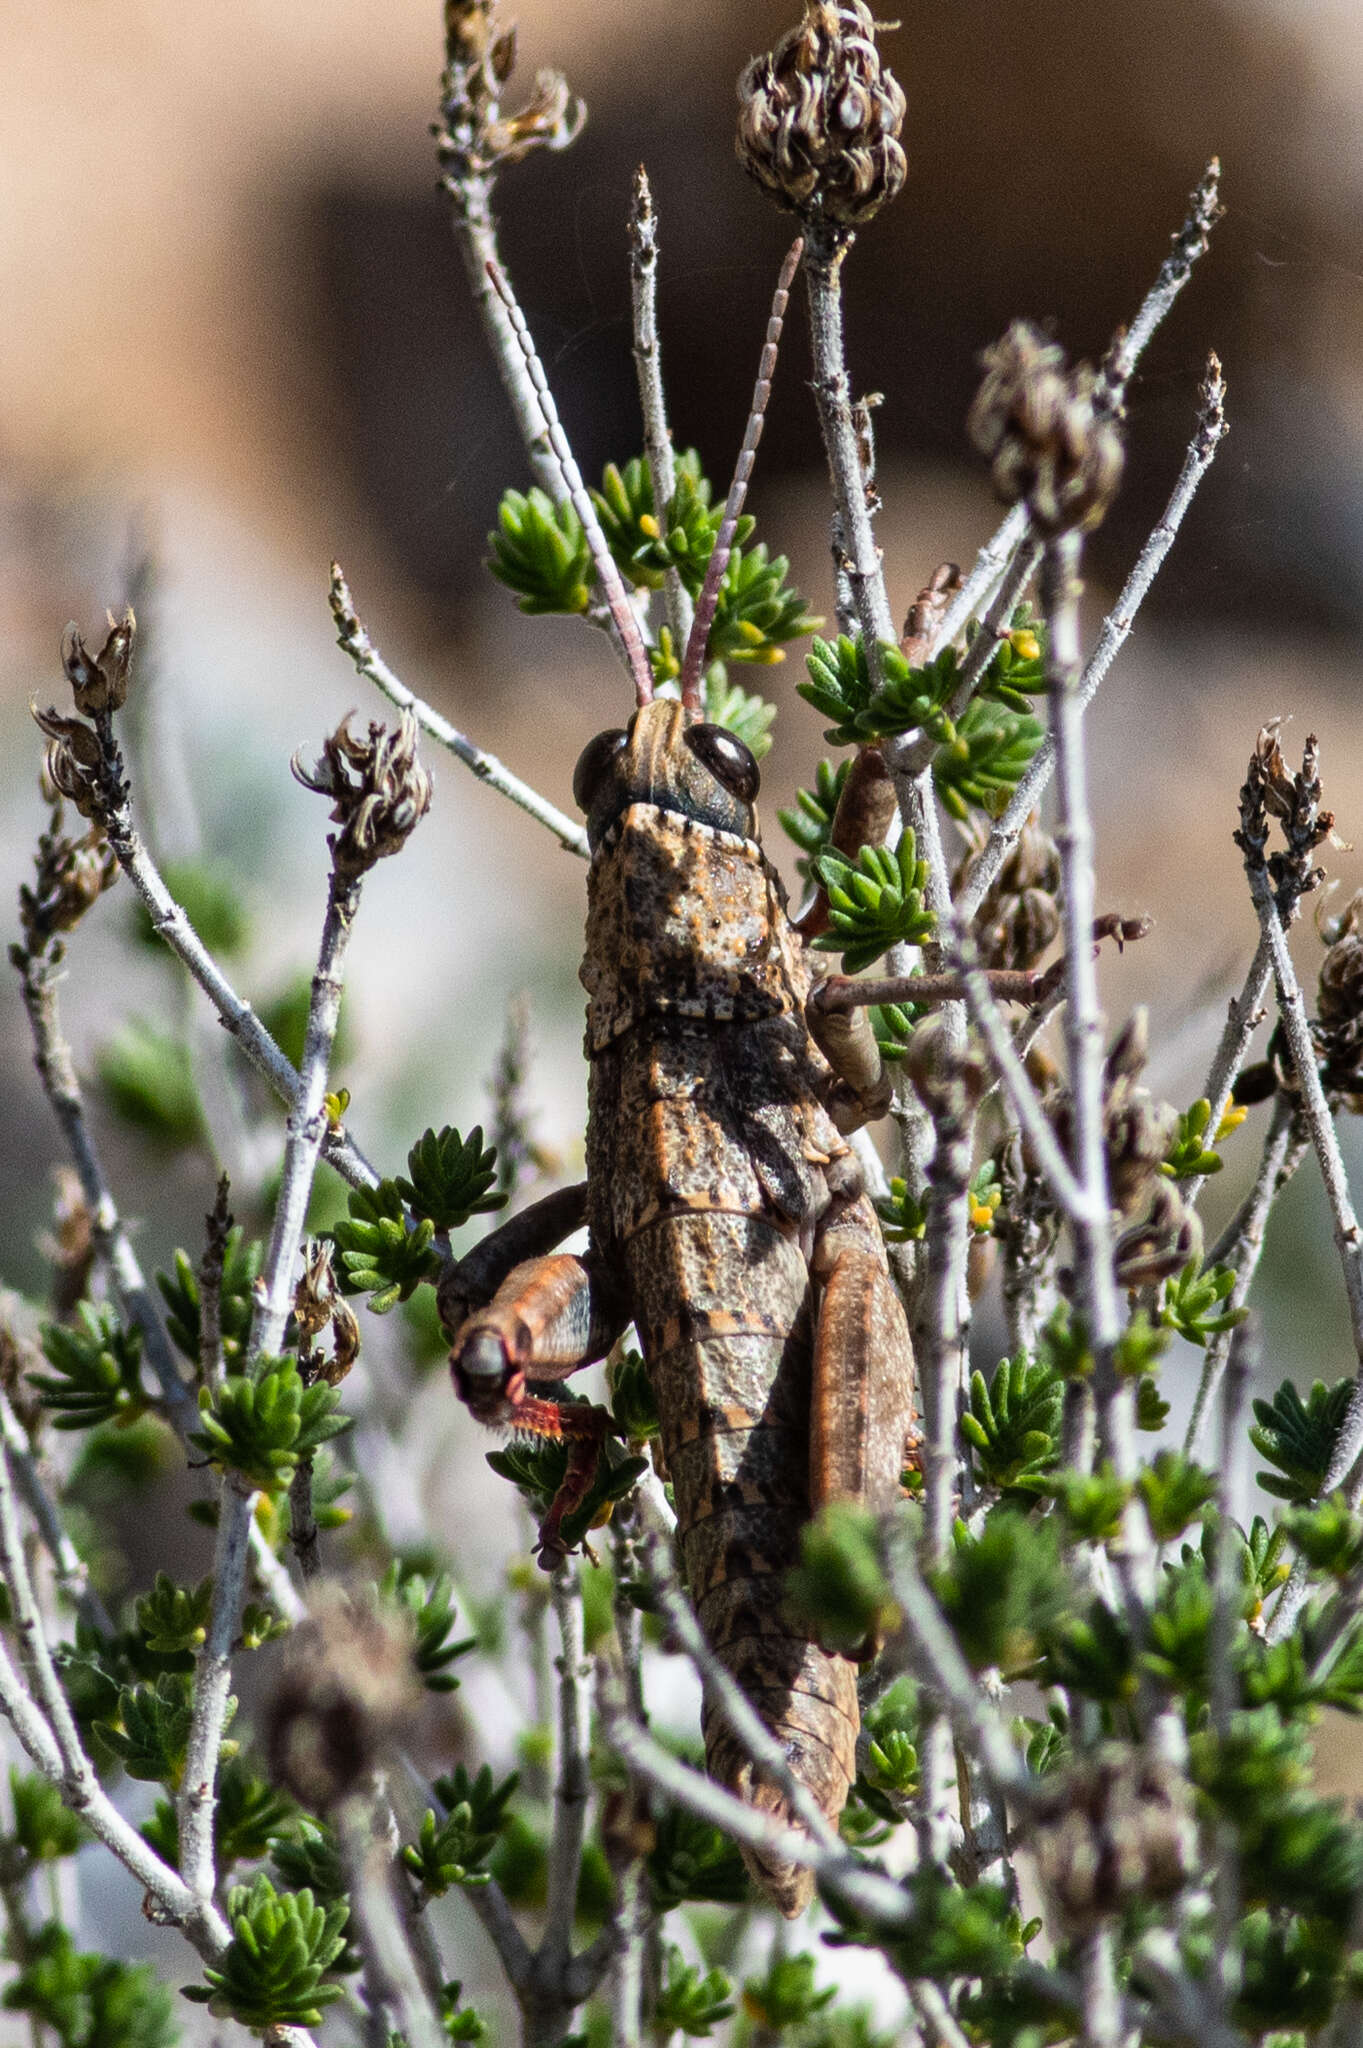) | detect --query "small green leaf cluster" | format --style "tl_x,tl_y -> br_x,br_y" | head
786,1502 -> 898,1657
874,1177 -> 928,1243
844,1678 -> 919,1835
1193,1705 -> 1363,1928
934,1512 -> 1067,1677
378,1562 -> 475,1692
933,696 -> 1044,821
1136,1449 -> 1217,1540
810,829 -> 934,974
157,1228 -> 261,1369
800,634 -> 958,746
961,1352 -> 1062,1495
190,1351 -> 349,1489
647,1804 -> 748,1911
403,1764 -> 519,1896
134,1573 -> 213,1656
653,1945 -> 734,2037
1160,1257 -> 1245,1347
486,1425 -> 647,1554
608,1347 -> 660,1441
488,488 -> 592,614
778,757 -> 852,879
742,1951 -> 834,2032
2,1922 -> 178,2048
1252,1377 -> 1353,1502
97,1019 -> 204,1148
184,1874 -> 348,2029
4,1770 -> 85,1866
97,1672 -> 230,1786
270,1818 -> 360,1975
1160,1095 -> 1243,1179
396,1124 -> 505,1232
30,1303 -> 148,1431
696,665 -> 778,759
331,1180 -> 439,1312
